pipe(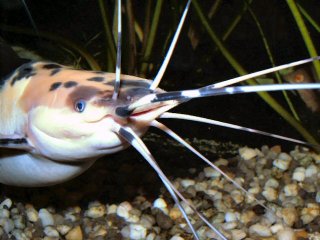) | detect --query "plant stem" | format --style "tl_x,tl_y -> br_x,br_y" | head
286,0 -> 320,80
192,0 -> 319,146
